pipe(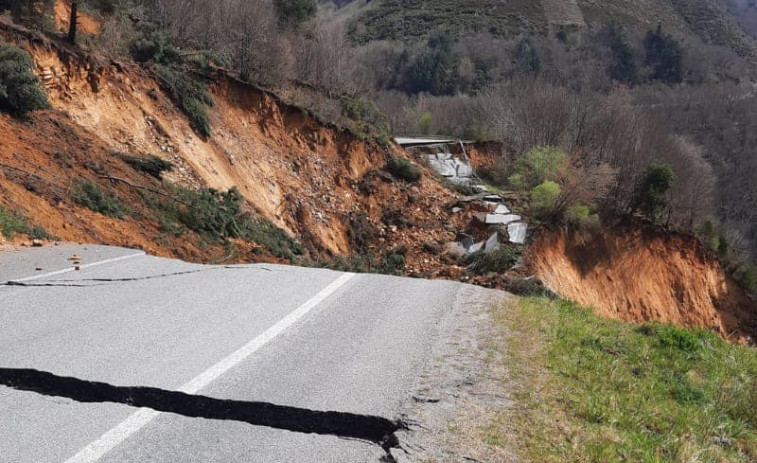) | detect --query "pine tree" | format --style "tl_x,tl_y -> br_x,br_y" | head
644,25 -> 683,84
606,20 -> 638,86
